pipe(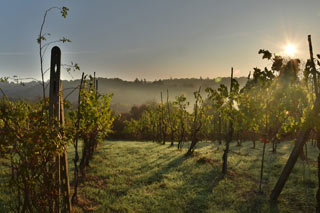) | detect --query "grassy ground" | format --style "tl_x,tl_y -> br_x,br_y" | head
0,140 -> 319,212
